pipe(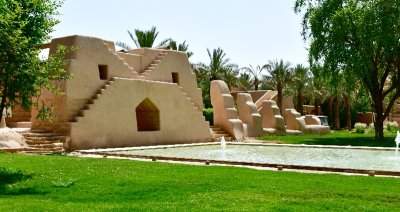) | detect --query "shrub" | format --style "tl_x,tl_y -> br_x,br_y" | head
354,122 -> 367,133
203,108 -> 213,126
385,121 -> 399,132
367,123 -> 375,134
